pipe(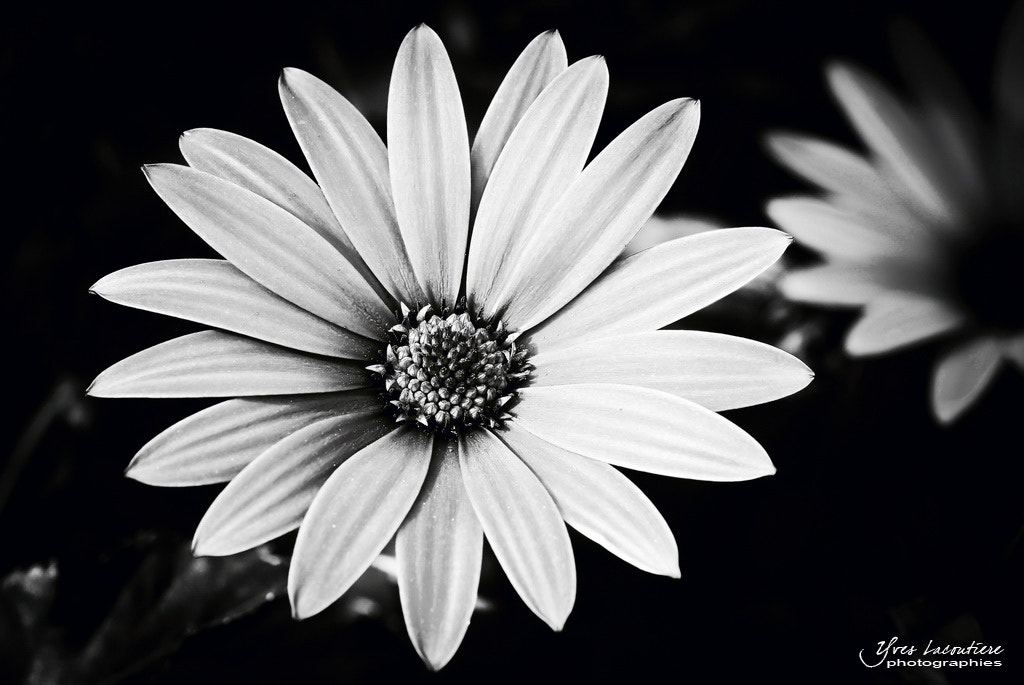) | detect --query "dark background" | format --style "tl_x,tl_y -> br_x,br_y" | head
2,0 -> 1022,683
